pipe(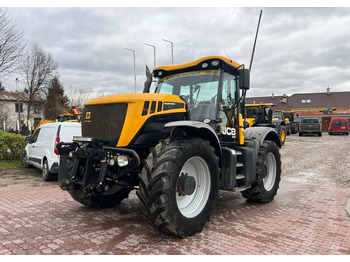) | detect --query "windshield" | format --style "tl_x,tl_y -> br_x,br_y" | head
155,70 -> 220,121
272,112 -> 283,120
